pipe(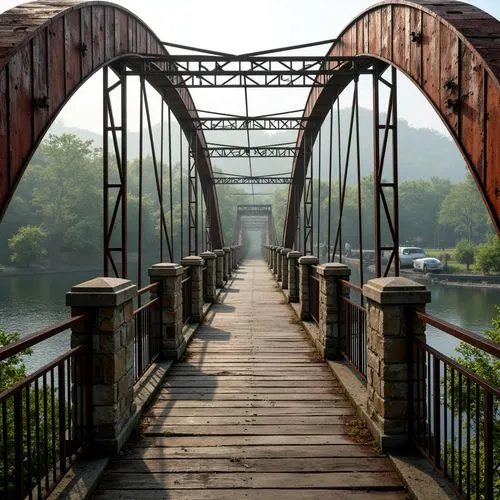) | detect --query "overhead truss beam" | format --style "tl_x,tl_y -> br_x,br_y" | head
214,176 -> 292,185
194,117 -> 317,130
126,56 -> 371,87
206,147 -> 298,158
